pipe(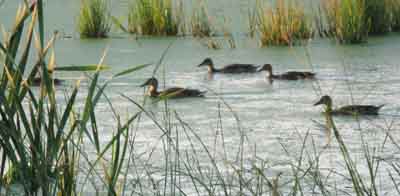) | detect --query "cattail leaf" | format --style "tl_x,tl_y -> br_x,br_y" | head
48,50 -> 56,72
112,63 -> 152,78
55,64 -> 110,71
